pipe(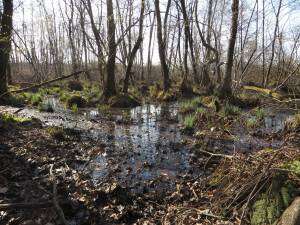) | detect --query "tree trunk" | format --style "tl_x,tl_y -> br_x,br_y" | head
219,0 -> 239,98
154,0 -> 170,92
179,0 -> 199,84
103,0 -> 117,99
123,0 -> 145,93
0,0 -> 13,97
